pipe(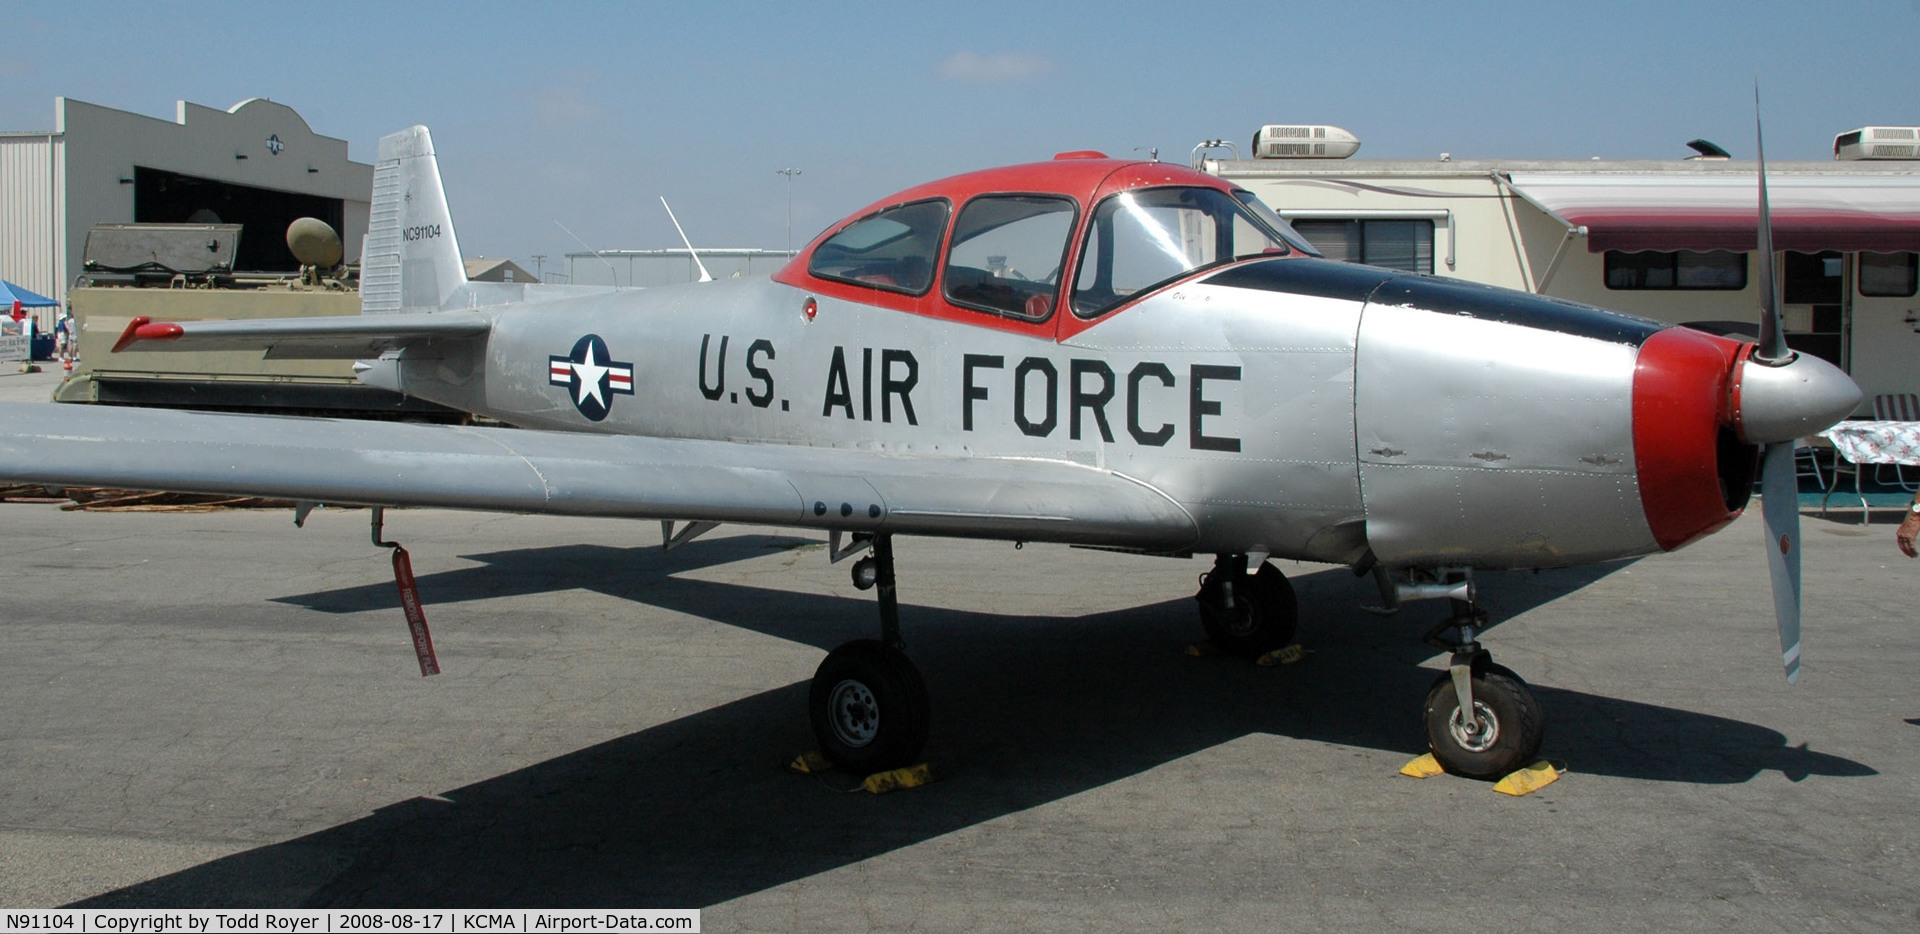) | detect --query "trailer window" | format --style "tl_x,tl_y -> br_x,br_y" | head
1604,250 -> 1746,290
1289,219 -> 1433,274
1860,251 -> 1918,297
